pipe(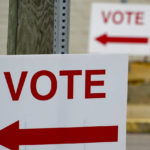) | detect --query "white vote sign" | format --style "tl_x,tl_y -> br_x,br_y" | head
0,54 -> 128,150
89,3 -> 150,55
